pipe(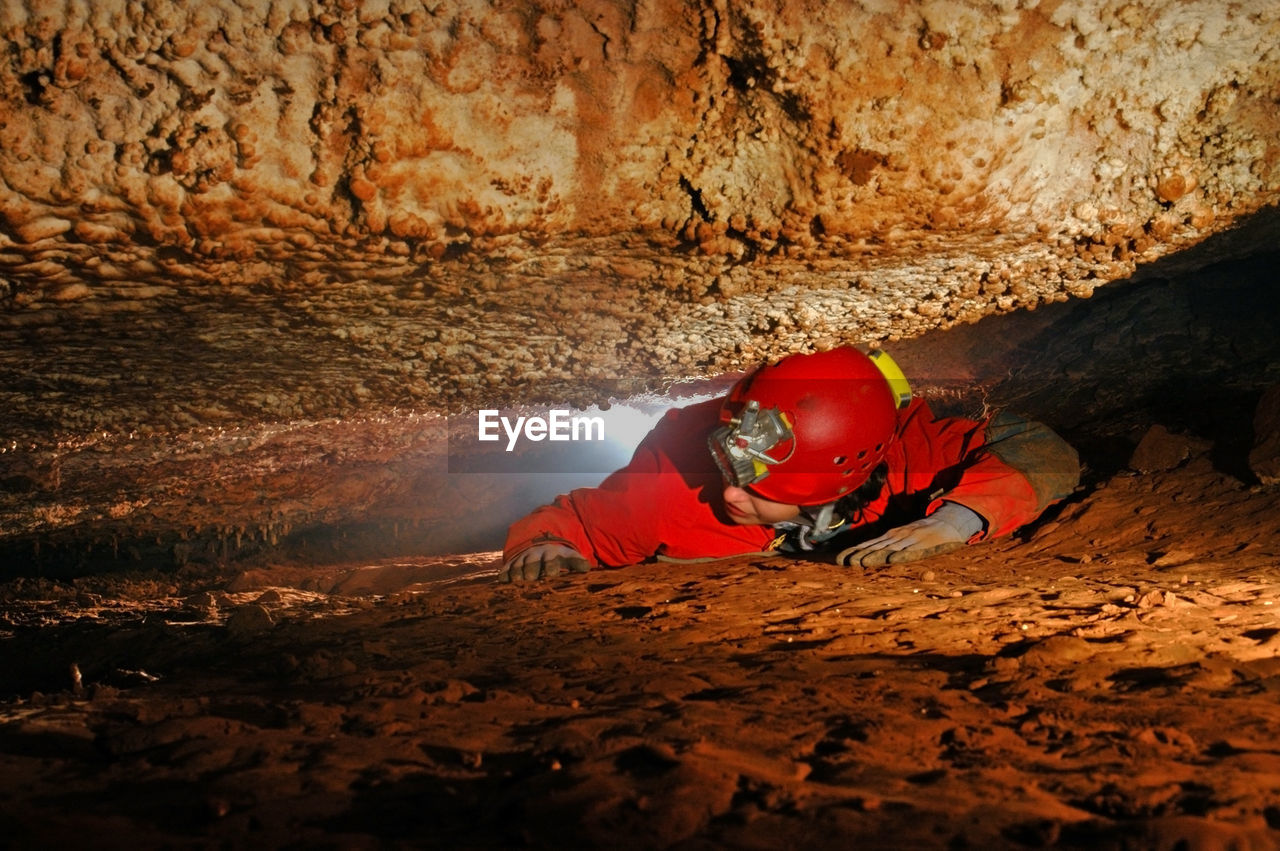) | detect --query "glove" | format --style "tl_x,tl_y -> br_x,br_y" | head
499,543 -> 591,583
837,502 -> 984,568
